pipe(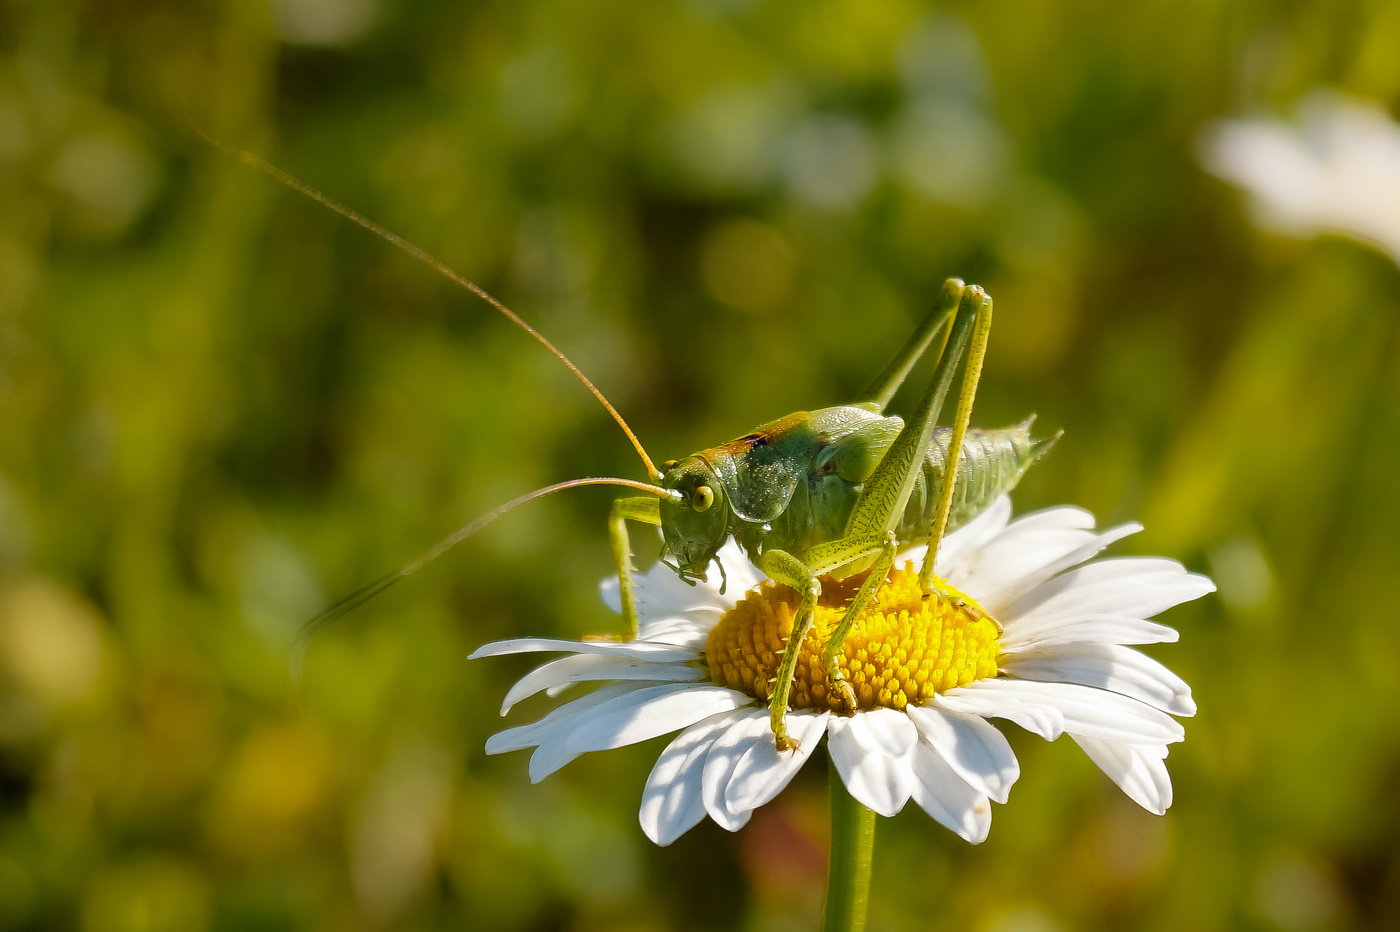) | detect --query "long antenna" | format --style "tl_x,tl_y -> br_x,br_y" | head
202,133 -> 662,482
289,477 -> 682,684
